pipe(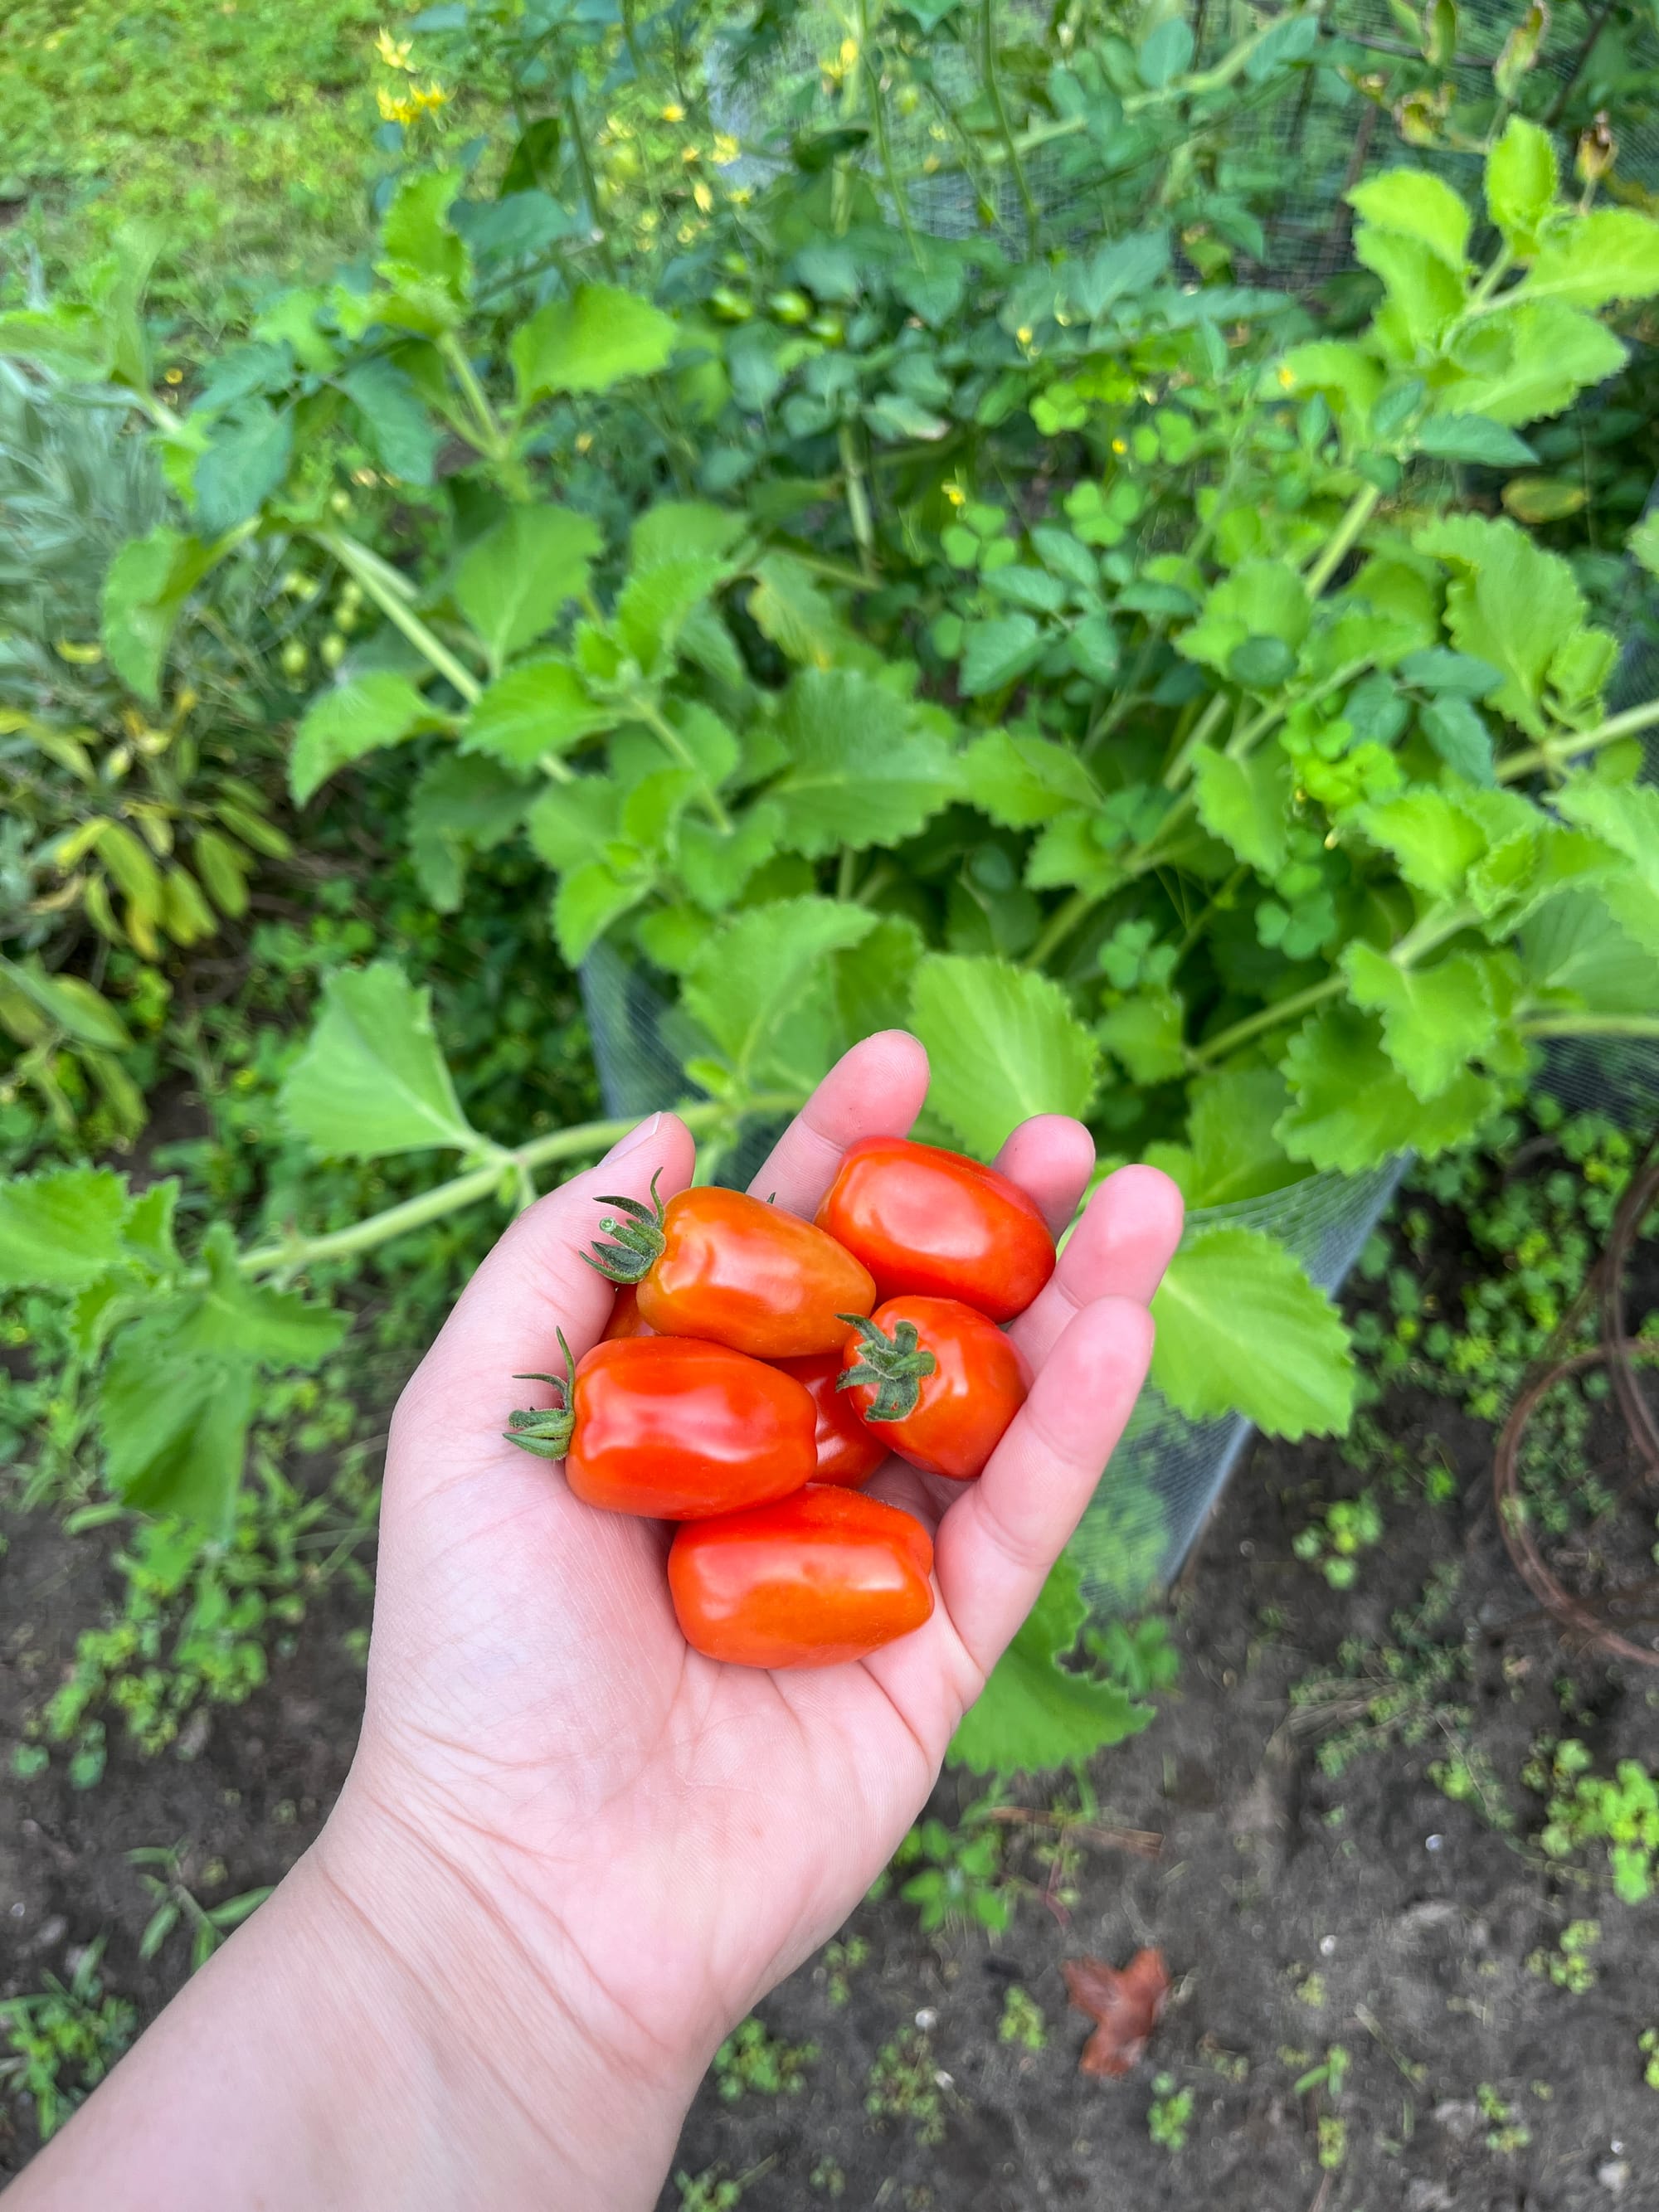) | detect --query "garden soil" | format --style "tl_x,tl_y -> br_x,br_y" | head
3,1377 -> 1658,2208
